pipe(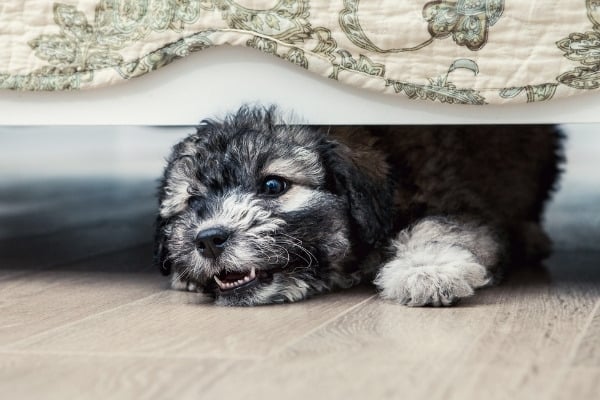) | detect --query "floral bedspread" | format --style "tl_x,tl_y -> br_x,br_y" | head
1,0 -> 600,105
